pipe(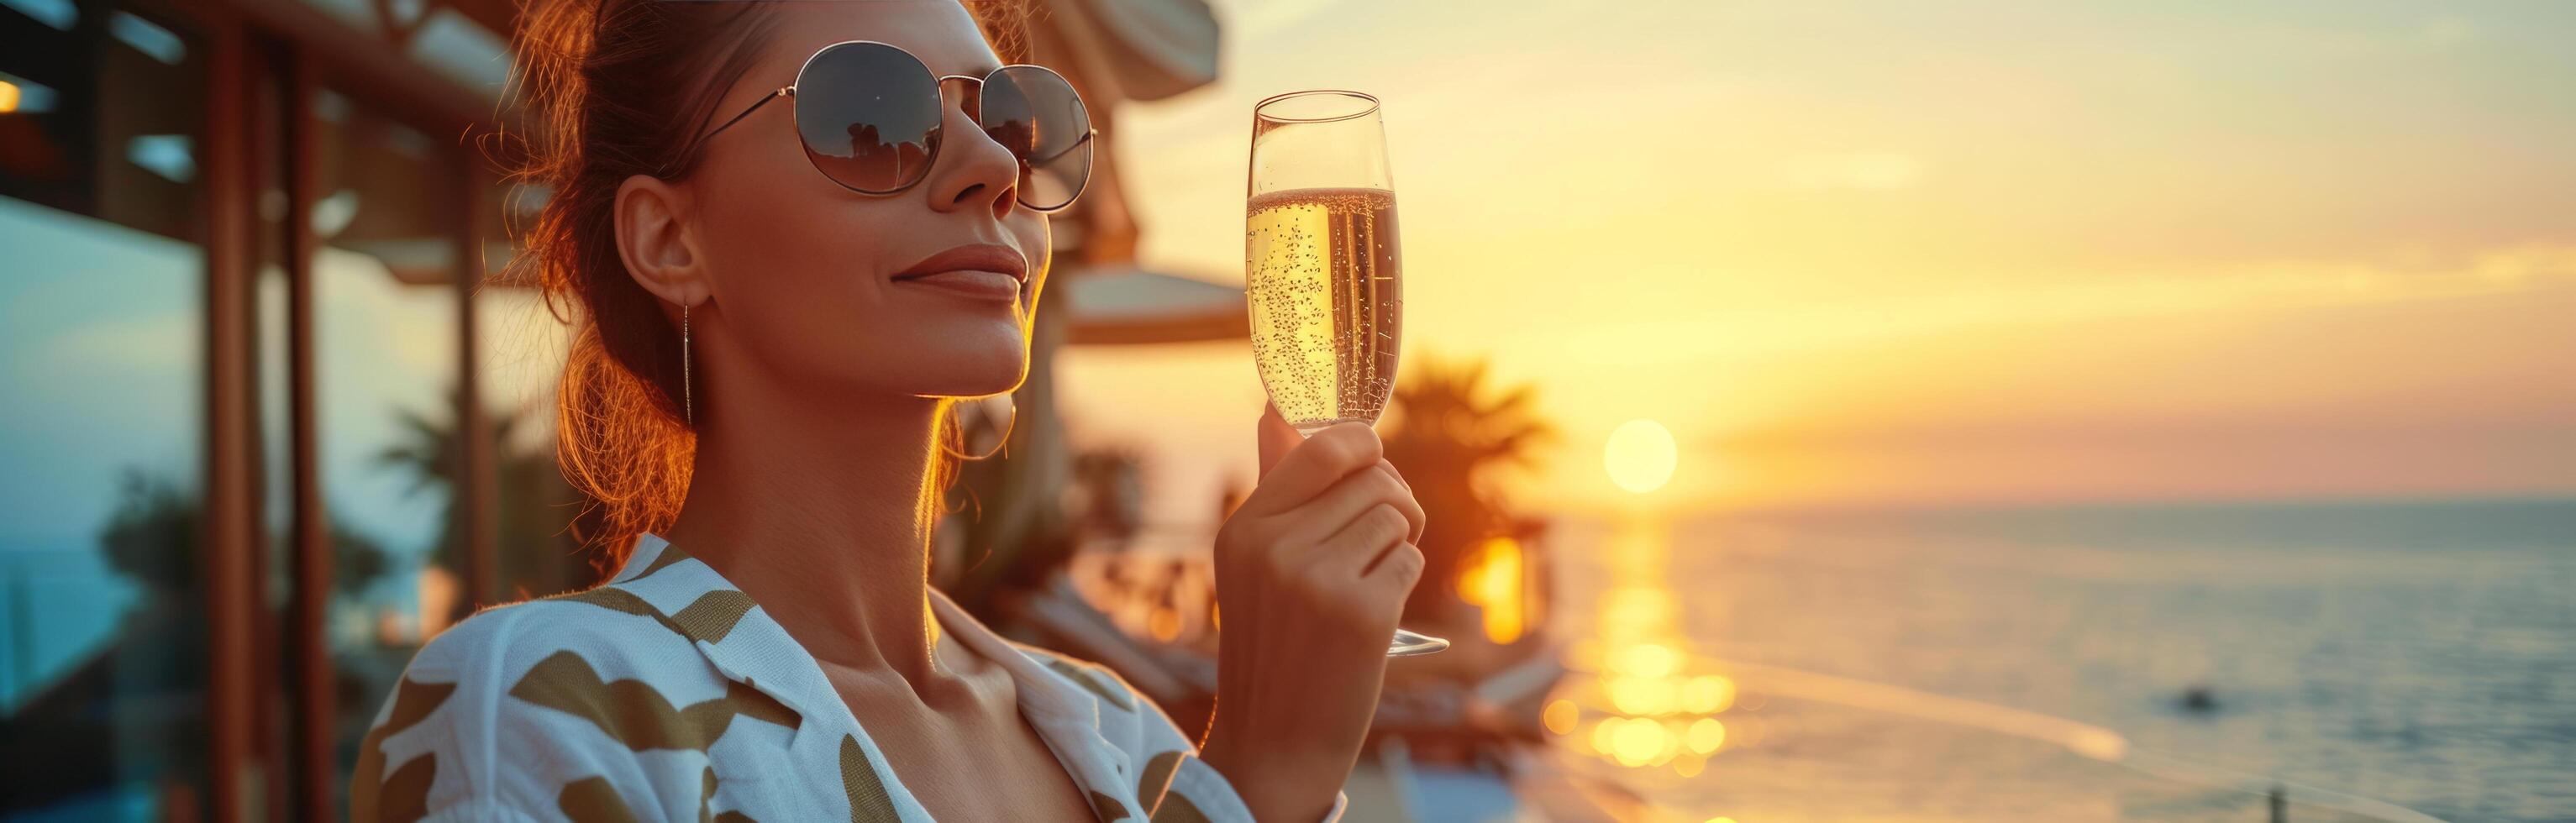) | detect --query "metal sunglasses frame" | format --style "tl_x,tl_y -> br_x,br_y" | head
700,39 -> 1098,212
